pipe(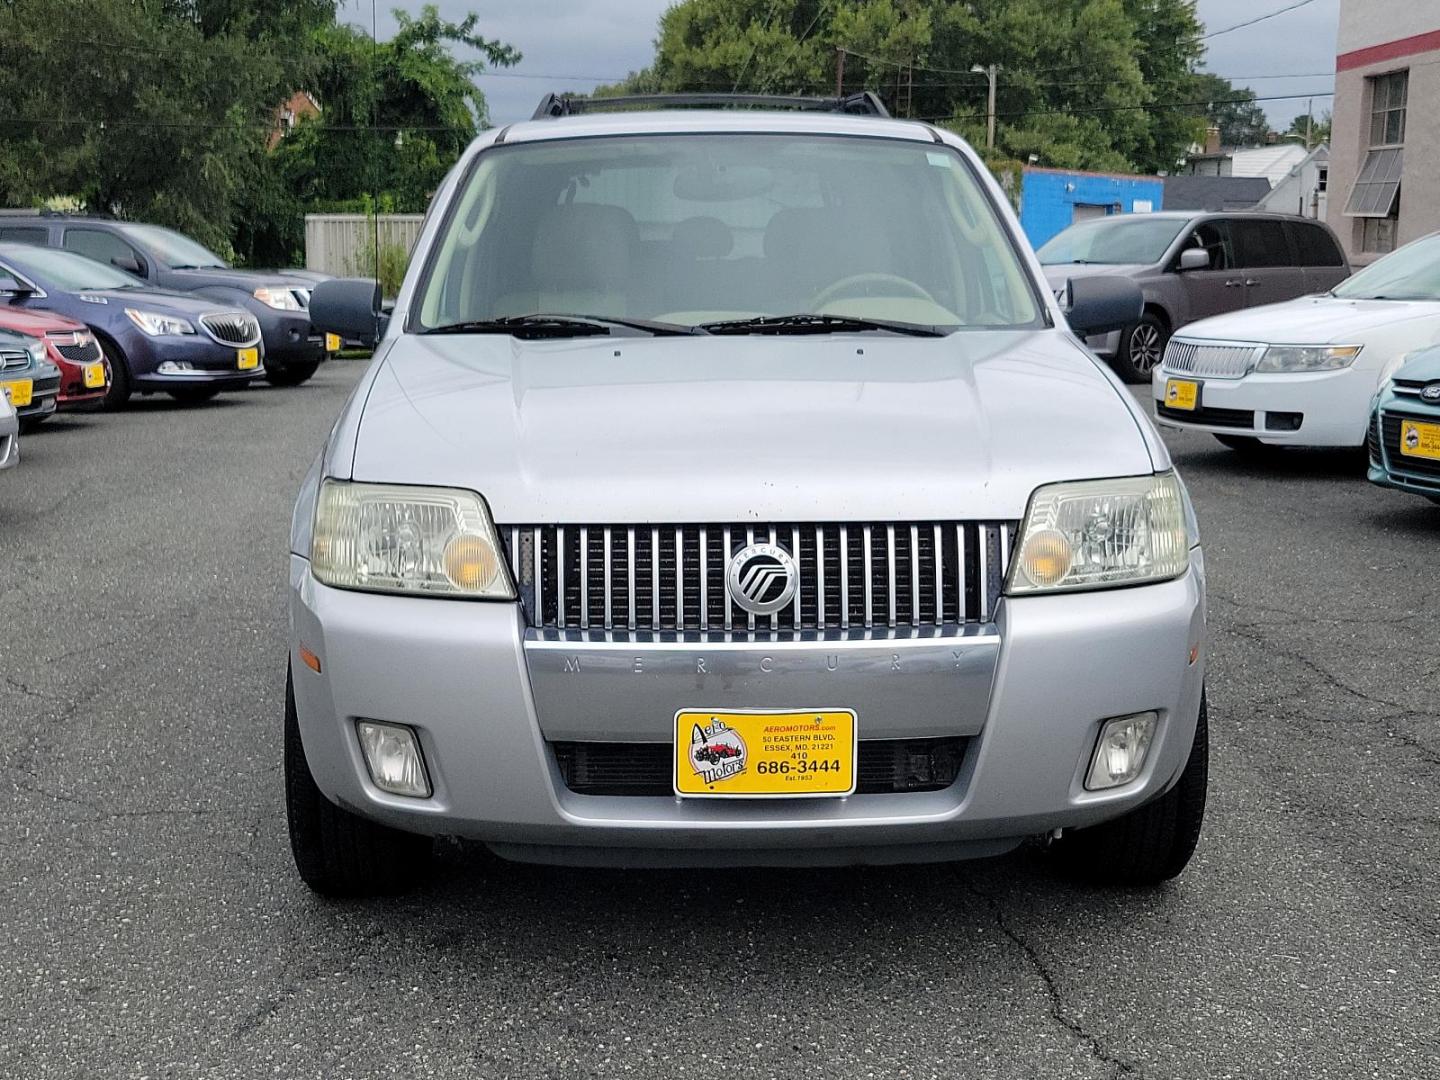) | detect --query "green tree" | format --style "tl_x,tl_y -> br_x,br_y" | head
605,0 -> 1209,174
1284,109 -> 1332,148
1189,71 -> 1272,147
